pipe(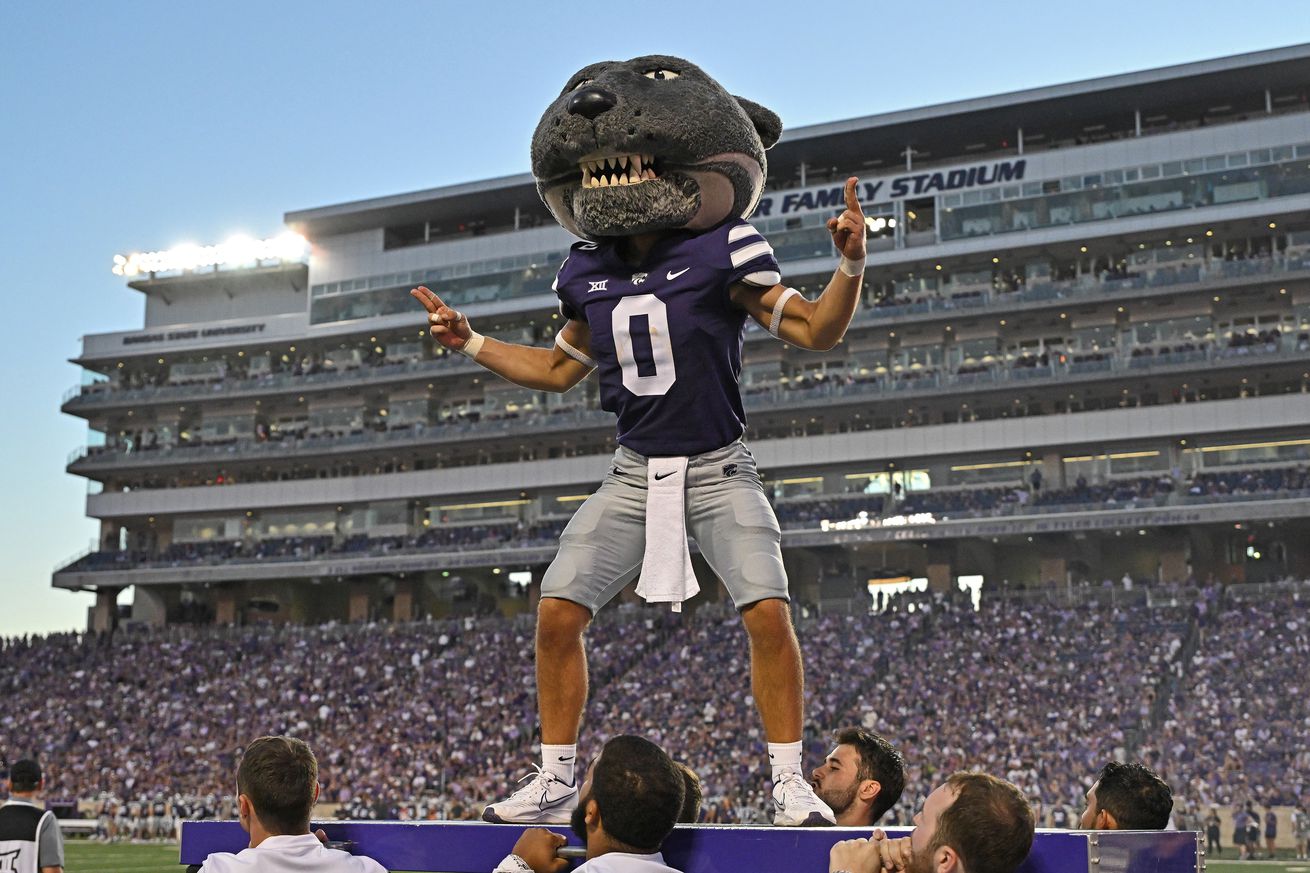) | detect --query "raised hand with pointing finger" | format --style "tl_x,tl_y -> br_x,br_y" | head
827,177 -> 867,263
